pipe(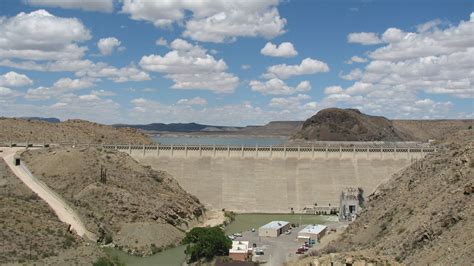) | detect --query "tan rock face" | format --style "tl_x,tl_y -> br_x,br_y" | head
21,147 -> 204,255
